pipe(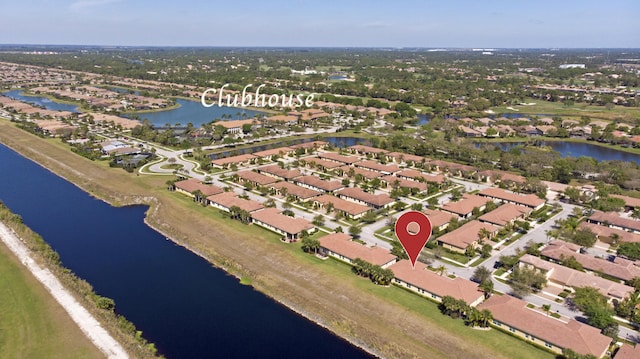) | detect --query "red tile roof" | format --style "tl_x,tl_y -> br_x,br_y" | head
293,175 -> 344,192
381,175 -> 428,192
422,209 -> 456,229
206,192 -> 264,213
541,240 -> 640,281
318,151 -> 361,165
390,260 -> 483,305
314,195 -> 371,216
319,233 -> 396,267
579,222 -> 640,243
589,211 -> 640,233
337,187 -> 394,208
519,254 -> 634,299
478,187 -> 545,209
478,295 -> 611,357
174,178 -> 223,196
349,144 -> 388,155
355,160 -> 400,174
304,157 -> 343,169
211,153 -> 256,166
478,203 -> 532,226
258,164 -> 302,180
236,170 -> 278,186
615,344 -> 640,359
611,194 -> 640,209
251,208 -> 314,235
271,182 -> 321,200
441,194 -> 489,217
396,169 -> 446,184
437,220 -> 498,250
338,165 -> 383,180
253,146 -> 294,158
